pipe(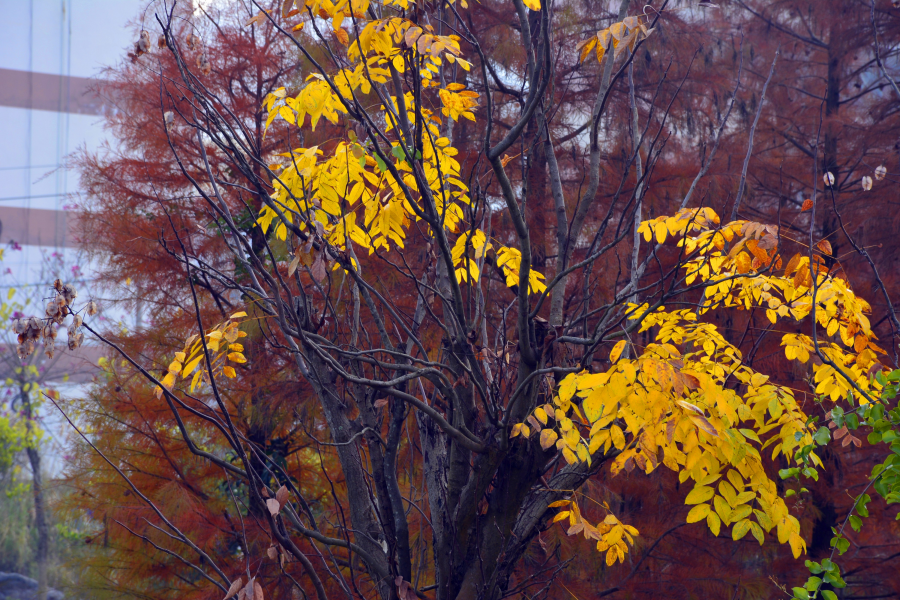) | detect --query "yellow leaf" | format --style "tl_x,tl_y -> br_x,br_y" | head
510,423 -> 523,438
227,352 -> 247,363
535,407 -> 548,425
686,503 -> 711,523
223,366 -> 237,378
788,531 -> 806,558
610,425 -> 625,450
684,485 -> 715,505
707,512 -> 721,536
609,340 -> 626,364
182,355 -> 204,379
654,222 -> 667,243
521,0 -> 541,9
540,429 -> 559,450
552,510 -> 571,523
732,519 -> 751,541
